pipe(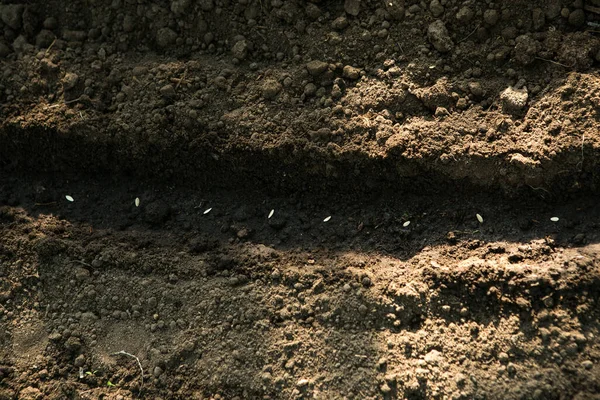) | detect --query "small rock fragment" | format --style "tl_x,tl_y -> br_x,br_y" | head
427,20 -> 454,53
500,86 -> 528,114
262,79 -> 282,100
429,0 -> 444,17
62,72 -> 79,91
332,16 -> 349,30
344,0 -> 360,16
156,27 -> 178,48
1,4 -> 25,30
160,84 -> 176,98
484,9 -> 499,26
306,60 -> 329,76
568,9 -> 585,27
231,39 -> 250,60
342,65 -> 361,80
